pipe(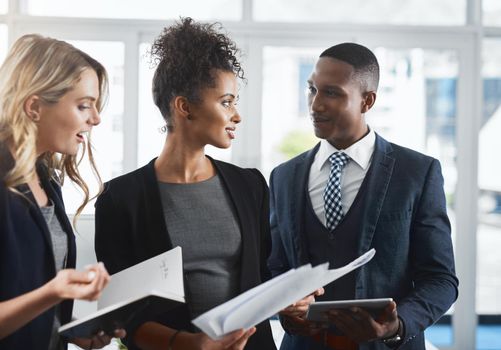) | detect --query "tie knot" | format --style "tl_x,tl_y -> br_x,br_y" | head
328,152 -> 350,168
